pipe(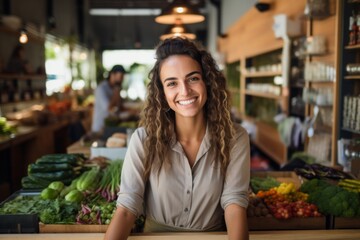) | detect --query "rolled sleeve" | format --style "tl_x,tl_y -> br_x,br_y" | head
116,128 -> 147,217
221,125 -> 250,210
